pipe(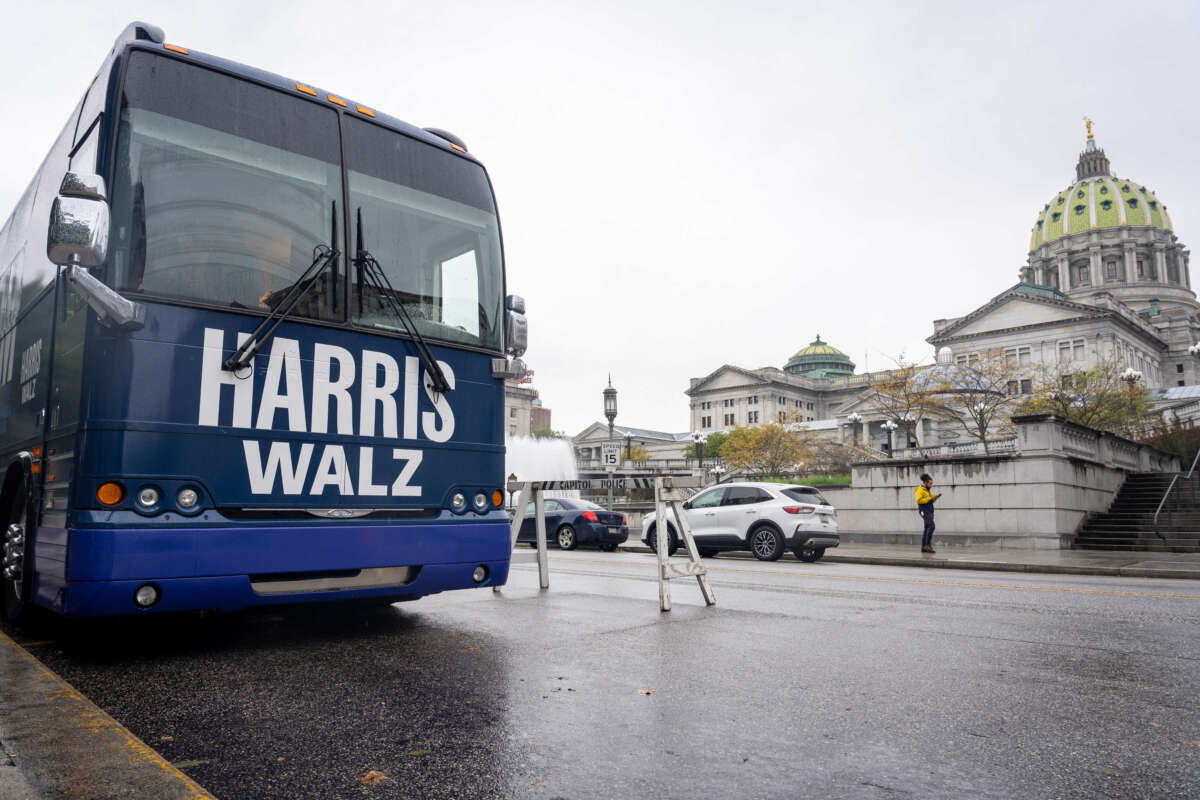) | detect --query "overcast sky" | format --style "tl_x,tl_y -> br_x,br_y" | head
3,1 -> 1198,436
